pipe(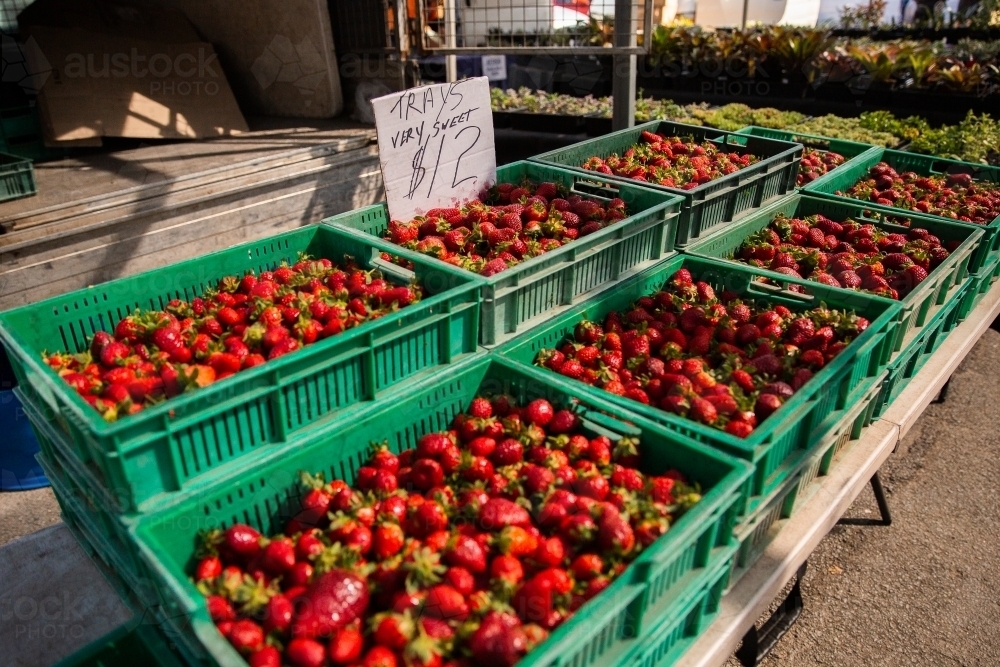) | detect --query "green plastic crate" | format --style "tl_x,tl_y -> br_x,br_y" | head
53,624 -> 186,667
126,356 -> 753,667
735,126 -> 883,192
325,161 -> 684,346
497,255 -> 901,513
1,225 -> 480,513
0,150 -> 36,202
529,120 -> 802,246
683,192 -> 983,353
802,146 -> 1000,267
875,276 -> 973,417
628,546 -> 736,667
